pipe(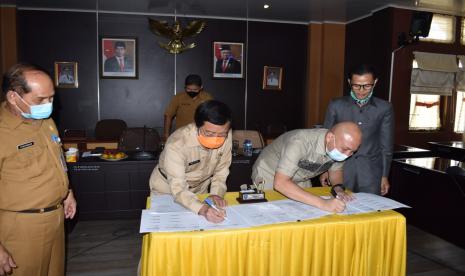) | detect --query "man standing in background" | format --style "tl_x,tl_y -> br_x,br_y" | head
163,74 -> 212,142
322,64 -> 394,195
